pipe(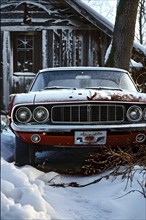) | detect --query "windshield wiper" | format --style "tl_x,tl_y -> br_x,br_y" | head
40,86 -> 77,91
85,87 -> 123,91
